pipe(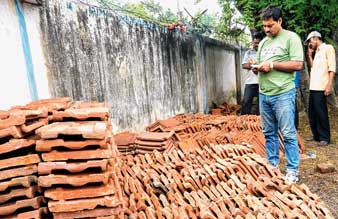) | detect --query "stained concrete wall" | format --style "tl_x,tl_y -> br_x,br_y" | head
40,0 -> 242,131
